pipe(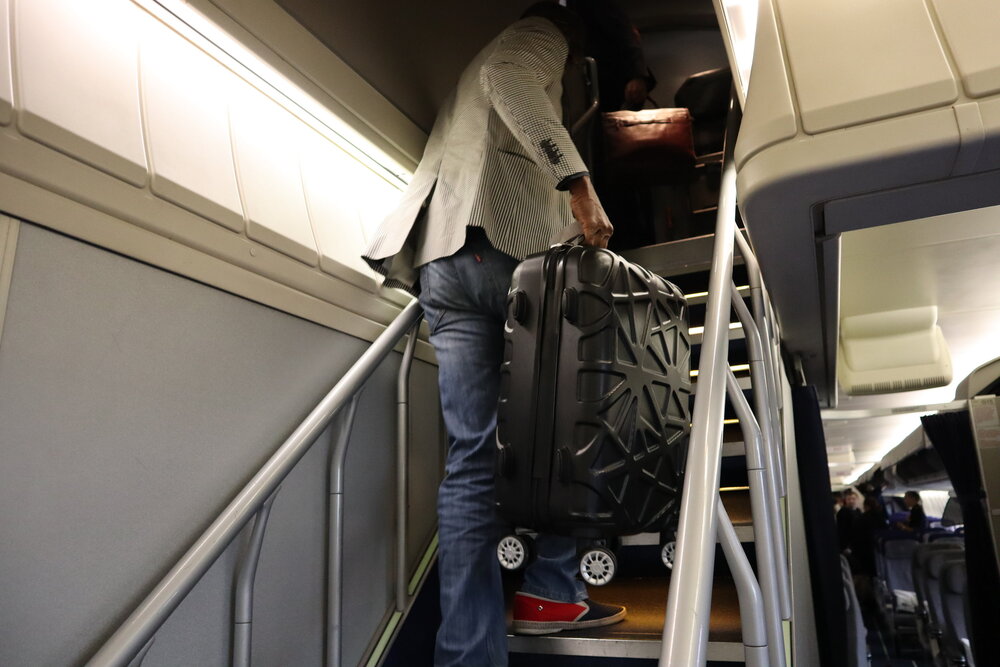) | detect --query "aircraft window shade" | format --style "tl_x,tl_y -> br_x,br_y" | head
14,0 -> 147,186
0,0 -> 11,125
139,19 -> 244,232
230,89 -> 319,266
